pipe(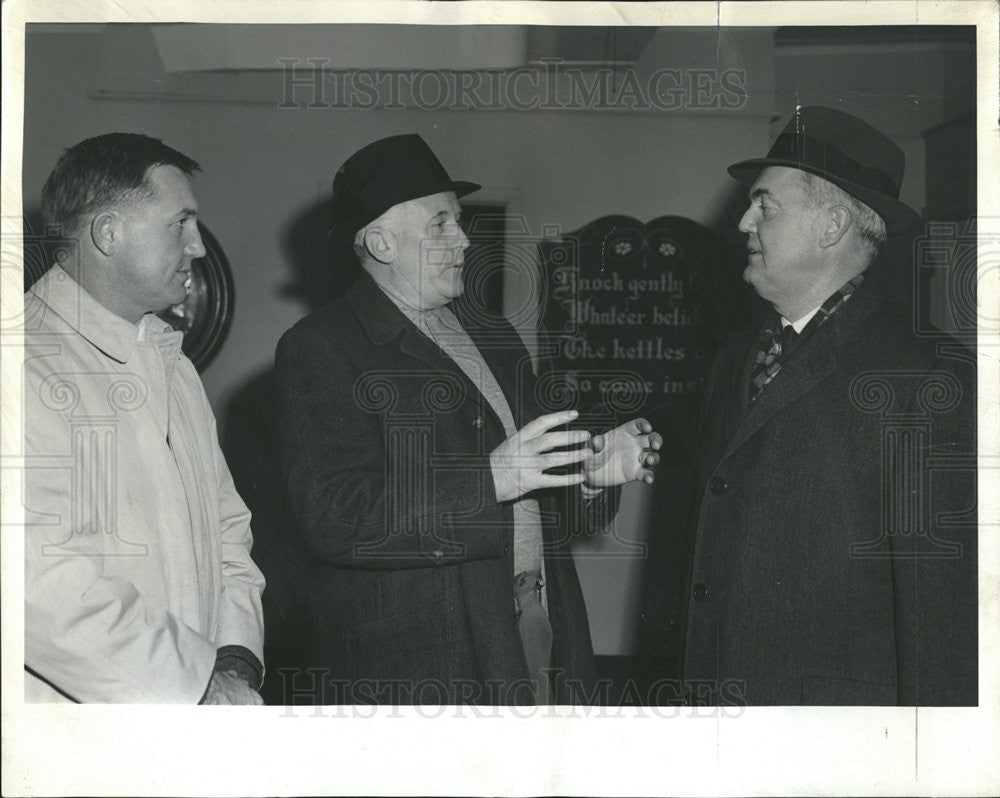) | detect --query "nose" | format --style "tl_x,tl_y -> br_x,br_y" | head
457,225 -> 470,251
738,205 -> 757,235
185,225 -> 207,259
